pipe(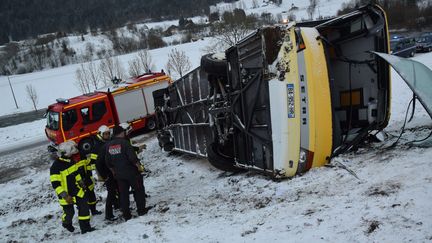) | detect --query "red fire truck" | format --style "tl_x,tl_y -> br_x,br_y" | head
45,72 -> 171,154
